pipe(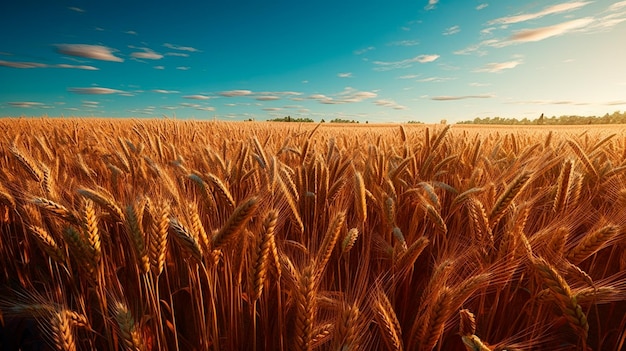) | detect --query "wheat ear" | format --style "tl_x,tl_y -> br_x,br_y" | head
251,210 -> 278,302
212,197 -> 258,249
566,224 -> 620,264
